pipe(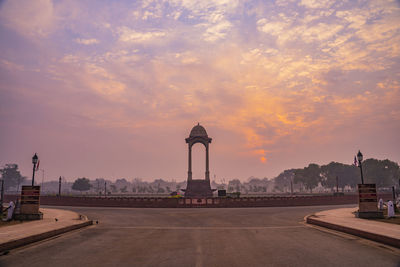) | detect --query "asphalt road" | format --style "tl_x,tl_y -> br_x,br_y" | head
1,205 -> 399,267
